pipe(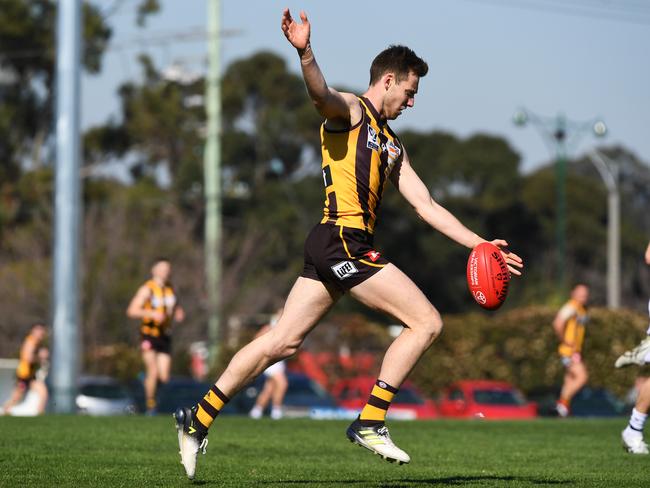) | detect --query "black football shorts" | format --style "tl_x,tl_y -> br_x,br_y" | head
141,334 -> 172,354
301,223 -> 389,292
